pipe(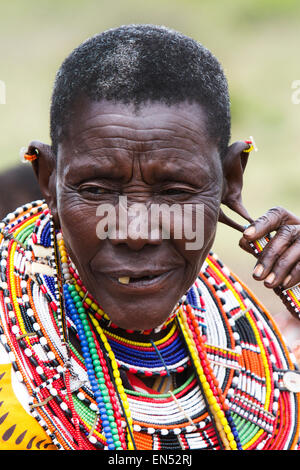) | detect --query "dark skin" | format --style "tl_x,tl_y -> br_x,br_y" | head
28,98 -> 300,335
